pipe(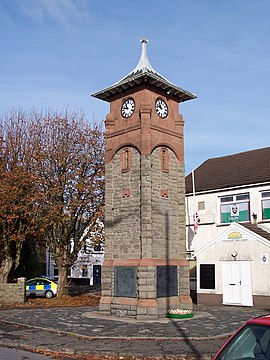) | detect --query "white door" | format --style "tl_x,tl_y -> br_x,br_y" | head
223,261 -> 242,305
240,261 -> 253,306
222,261 -> 253,306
